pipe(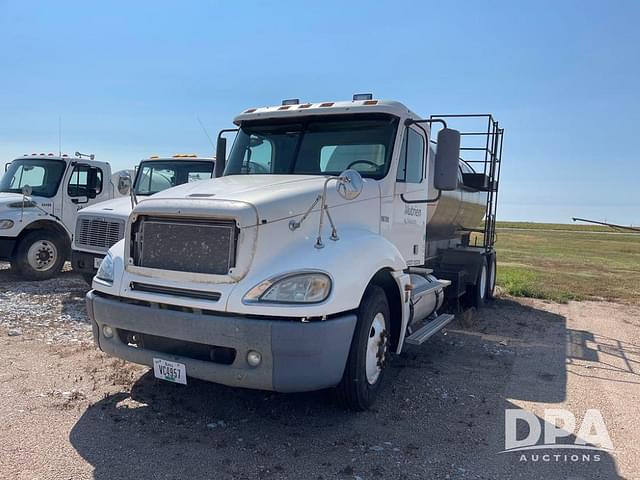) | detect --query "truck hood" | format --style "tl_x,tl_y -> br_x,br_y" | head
77,196 -> 134,219
139,175 -> 380,225
0,192 -> 33,213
